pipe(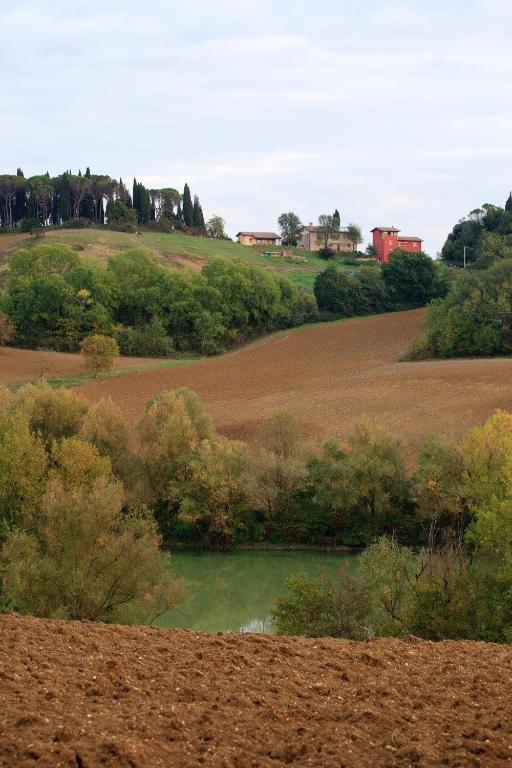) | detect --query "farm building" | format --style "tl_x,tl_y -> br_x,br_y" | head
237,231 -> 281,246
371,226 -> 423,264
298,223 -> 353,253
